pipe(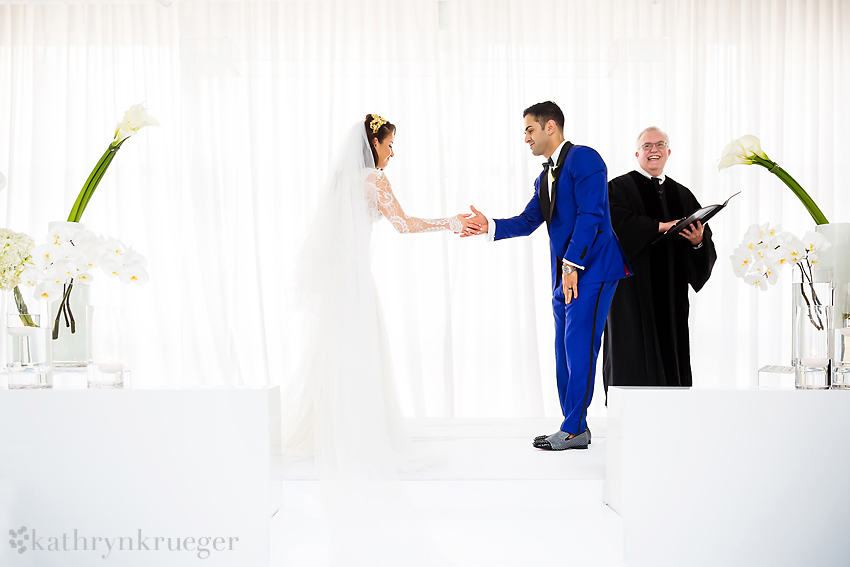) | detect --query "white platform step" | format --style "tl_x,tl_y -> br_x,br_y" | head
270,418 -> 623,567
